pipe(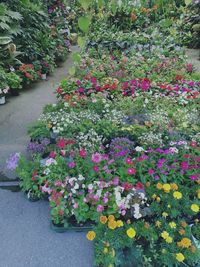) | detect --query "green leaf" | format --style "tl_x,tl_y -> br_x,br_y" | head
78,16 -> 90,33
185,0 -> 192,5
78,0 -> 92,10
72,52 -> 81,63
77,36 -> 86,48
69,66 -> 76,76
